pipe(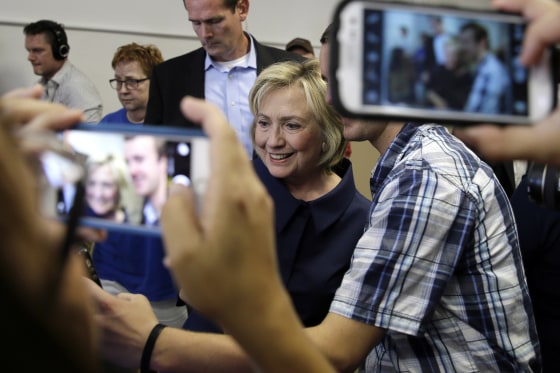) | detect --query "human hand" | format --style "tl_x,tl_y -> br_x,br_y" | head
86,279 -> 159,368
1,85 -> 82,132
161,97 -> 280,330
161,96 -> 336,373
2,84 -> 43,99
492,0 -> 560,65
0,89 -> 102,370
455,109 -> 560,166
0,87 -> 104,278
1,87 -> 106,241
1,86 -> 82,178
454,0 -> 560,165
